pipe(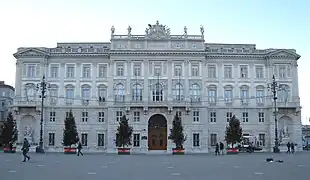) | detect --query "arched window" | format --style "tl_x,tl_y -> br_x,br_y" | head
98,85 -> 107,103
172,83 -> 184,101
81,85 -> 91,100
240,85 -> 249,103
65,84 -> 74,104
132,84 -> 143,101
190,84 -> 201,102
278,85 -> 290,102
224,85 -> 233,103
152,83 -> 163,102
114,84 -> 125,102
49,84 -> 59,104
256,85 -> 265,104
208,85 -> 217,103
